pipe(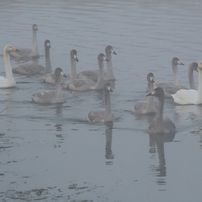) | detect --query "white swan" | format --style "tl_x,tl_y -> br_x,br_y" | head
171,62 -> 202,105
10,24 -> 39,61
43,49 -> 77,85
147,87 -> 176,134
86,83 -> 114,123
0,45 -> 19,88
132,73 -> 156,114
67,53 -> 108,92
32,67 -> 66,104
77,45 -> 116,82
154,57 -> 187,98
12,40 -> 52,76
